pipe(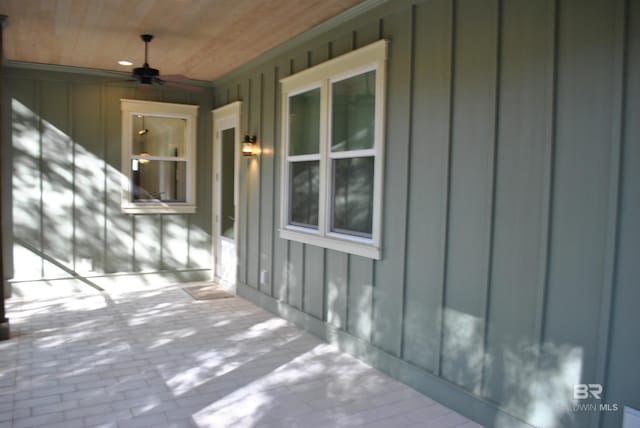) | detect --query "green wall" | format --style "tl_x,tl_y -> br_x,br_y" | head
214,0 -> 640,427
3,67 -> 214,290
